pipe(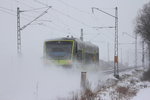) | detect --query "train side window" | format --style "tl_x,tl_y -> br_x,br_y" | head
75,43 -> 78,53
77,50 -> 82,61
